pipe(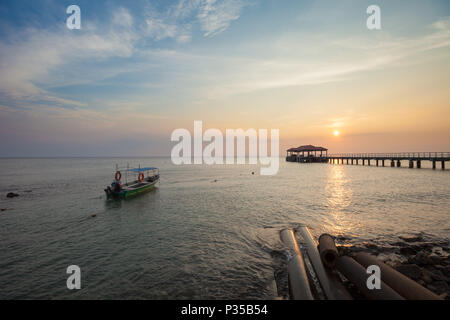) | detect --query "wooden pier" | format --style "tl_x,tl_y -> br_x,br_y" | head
327,152 -> 450,170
